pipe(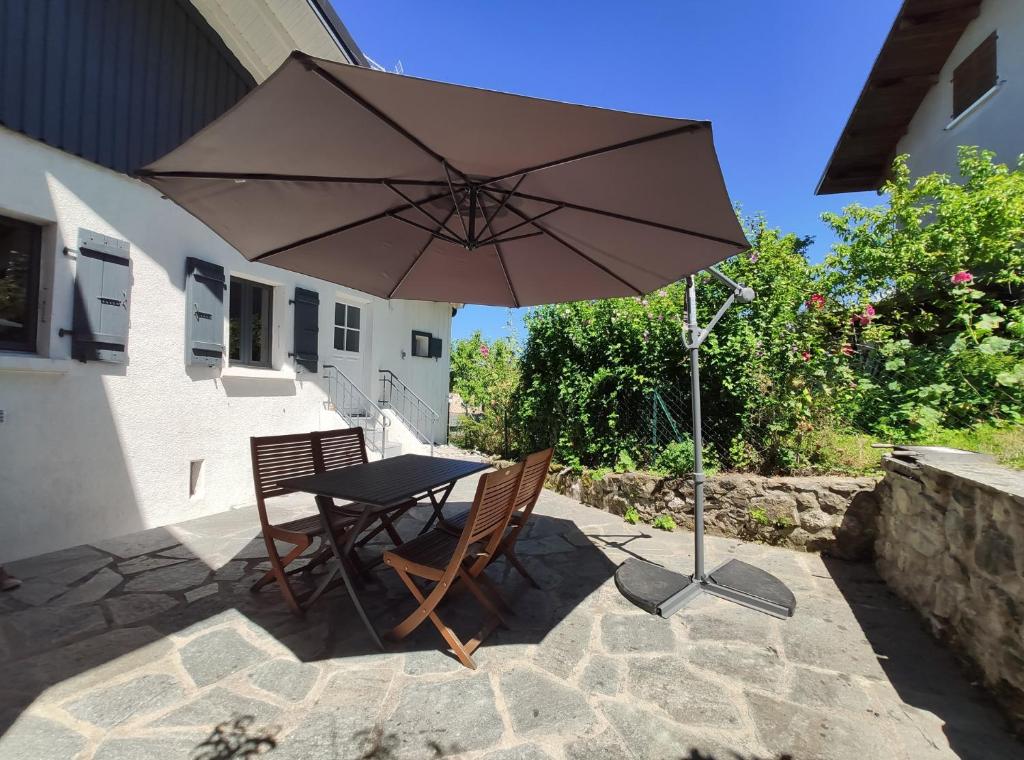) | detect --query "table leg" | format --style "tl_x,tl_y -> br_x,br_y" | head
311,495 -> 384,651
417,481 -> 456,536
